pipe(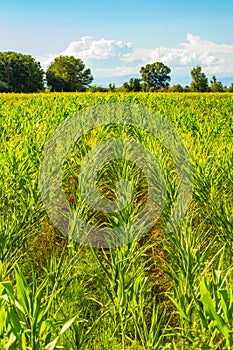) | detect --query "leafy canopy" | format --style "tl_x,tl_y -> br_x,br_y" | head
190,65 -> 209,92
122,78 -> 142,92
210,75 -> 224,92
46,55 -> 93,92
0,51 -> 44,93
140,62 -> 171,91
